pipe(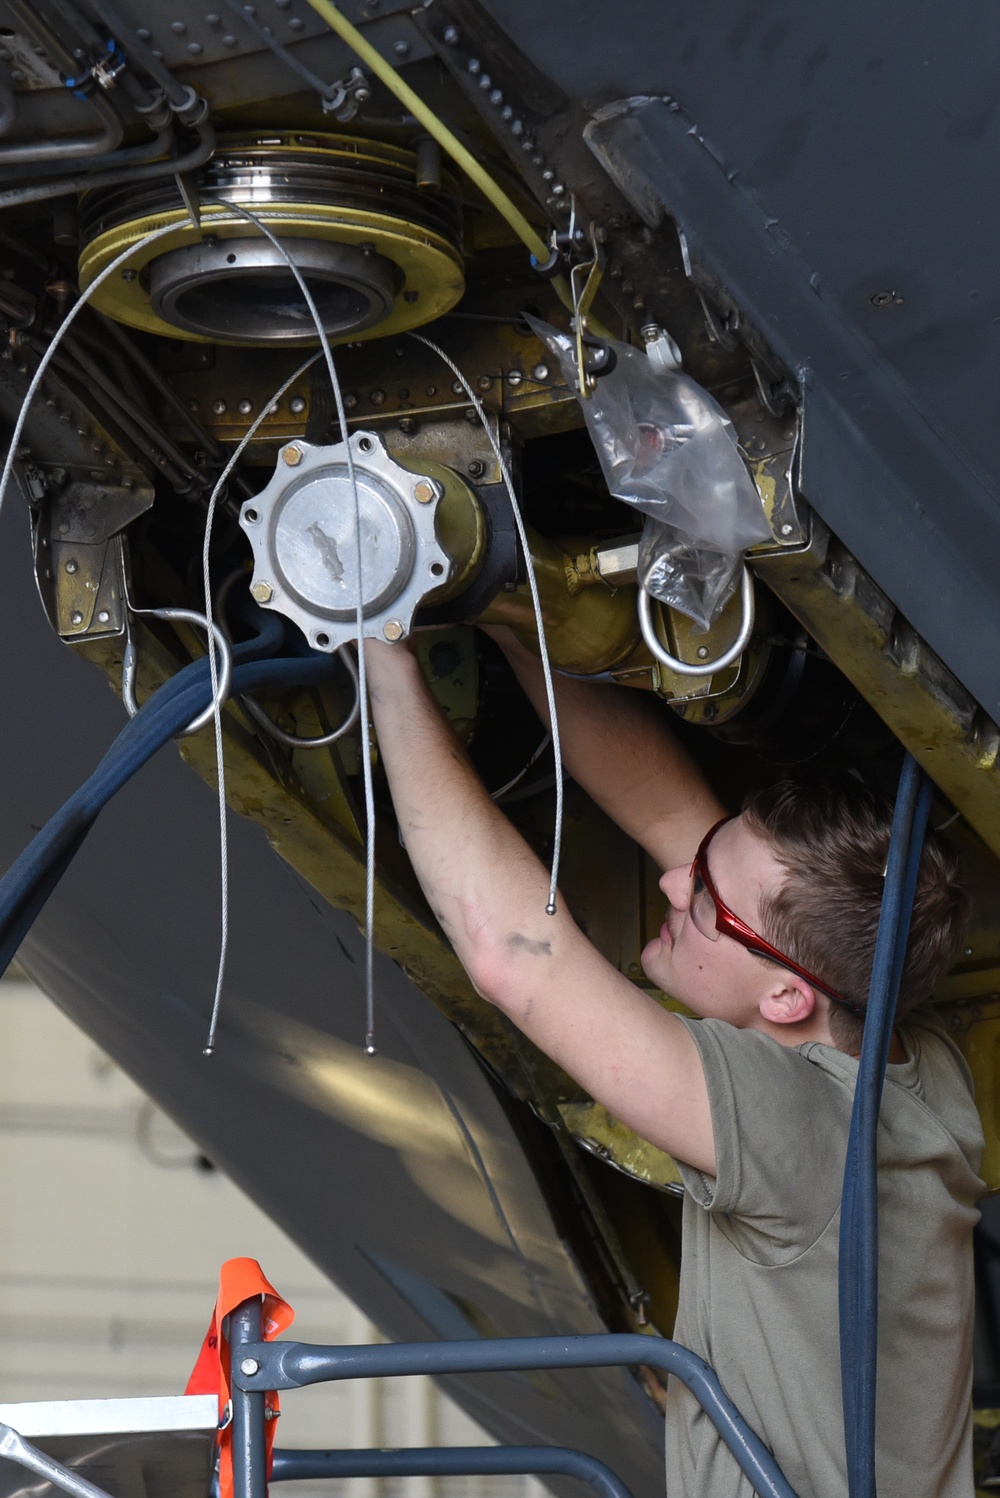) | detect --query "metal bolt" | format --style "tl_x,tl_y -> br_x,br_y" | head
222,33 -> 237,45
383,620 -> 404,641
187,41 -> 203,53
478,73 -> 492,90
464,408 -> 478,424
780,522 -> 794,536
511,119 -> 523,136
70,610 -> 83,626
136,26 -> 151,38
65,559 -> 78,574
398,416 -> 417,435
696,645 -> 710,659
170,19 -> 187,33
344,392 -> 358,410
240,1357 -> 260,1377
282,443 -> 303,466
121,268 -> 138,282
251,581 -> 273,604
237,397 -> 253,416
205,13 -> 220,23
289,394 -> 306,414
287,14 -> 302,26
413,480 -> 435,504
212,398 -> 227,415
369,388 -> 386,406
551,182 -> 565,196
467,57 -> 481,74
532,363 -> 549,381
870,290 -> 895,308
489,87 -> 503,105
393,39 -> 409,56
964,946 -> 974,957
541,168 -> 554,183
477,375 -> 492,391
506,369 -> 524,387
467,459 -> 486,480
443,23 -> 459,42
425,385 -> 437,397
500,103 -> 513,121
451,379 -> 464,395
98,610 -> 110,624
